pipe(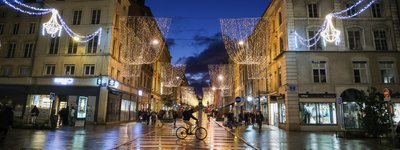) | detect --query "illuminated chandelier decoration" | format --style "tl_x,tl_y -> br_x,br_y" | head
208,64 -> 234,93
2,0 -> 102,43
120,16 -> 171,65
320,14 -> 340,46
161,63 -> 186,88
121,64 -> 141,78
294,0 -> 377,48
42,9 -> 62,38
220,18 -> 269,64
247,59 -> 268,80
